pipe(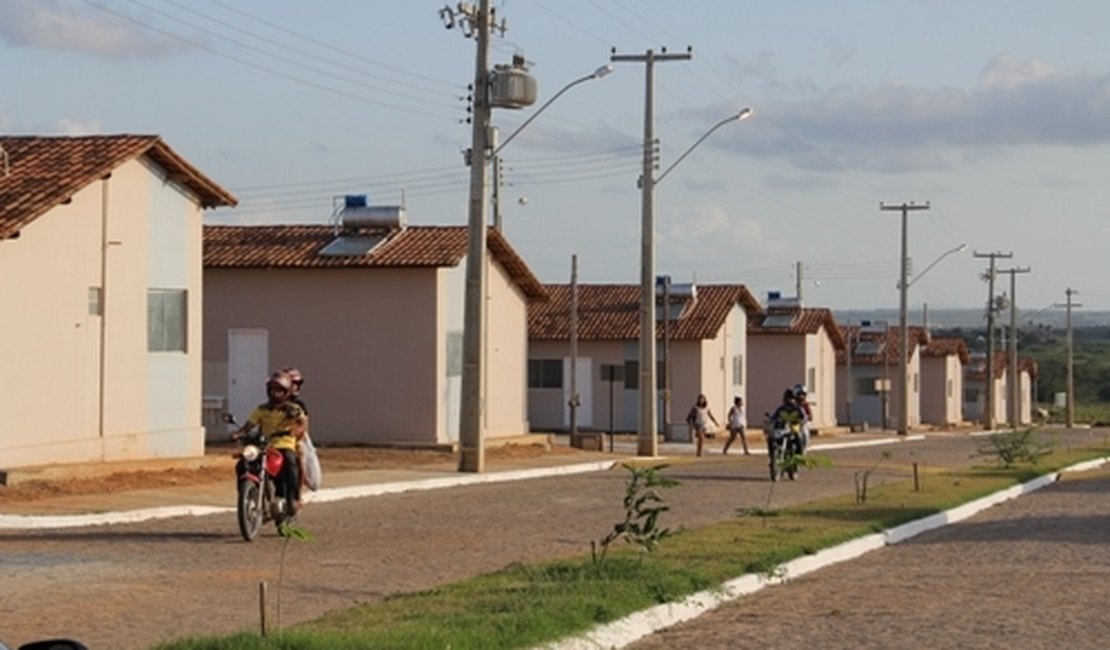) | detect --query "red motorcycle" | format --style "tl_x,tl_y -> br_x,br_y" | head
225,415 -> 296,541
